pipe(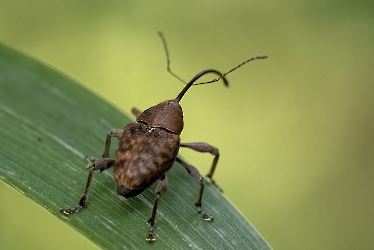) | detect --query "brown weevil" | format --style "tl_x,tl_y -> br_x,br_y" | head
60,32 -> 267,242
